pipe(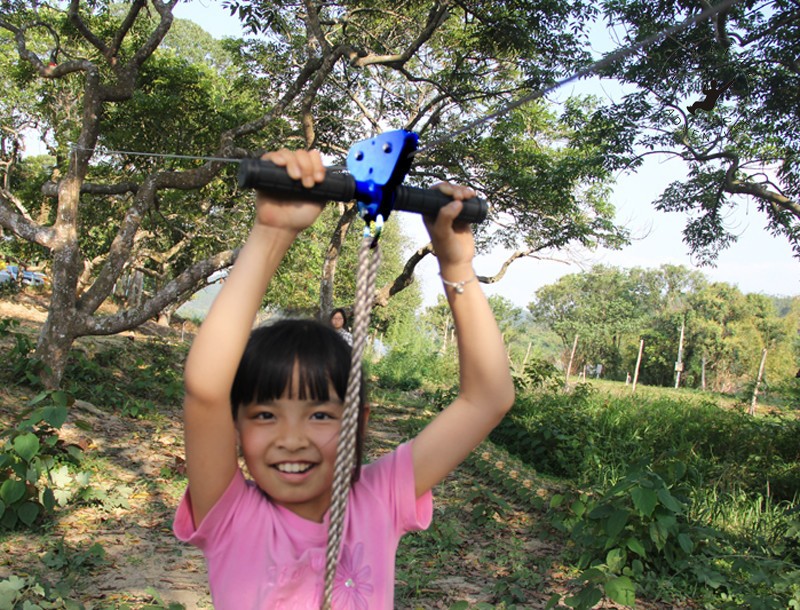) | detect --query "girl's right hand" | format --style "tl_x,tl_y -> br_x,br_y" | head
254,149 -> 327,232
